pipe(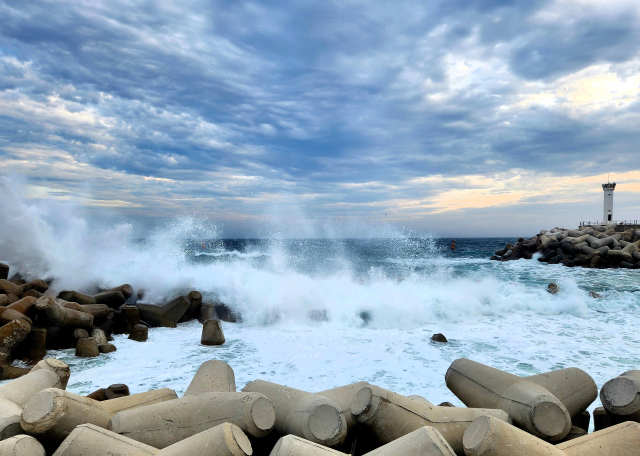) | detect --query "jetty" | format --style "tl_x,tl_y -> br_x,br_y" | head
492,179 -> 640,269
491,223 -> 640,268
